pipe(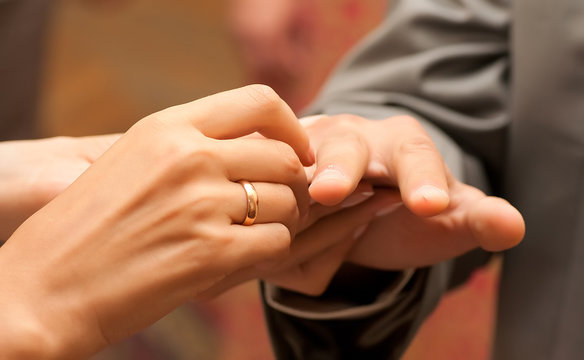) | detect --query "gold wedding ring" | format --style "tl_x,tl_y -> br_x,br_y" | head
239,180 -> 258,226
